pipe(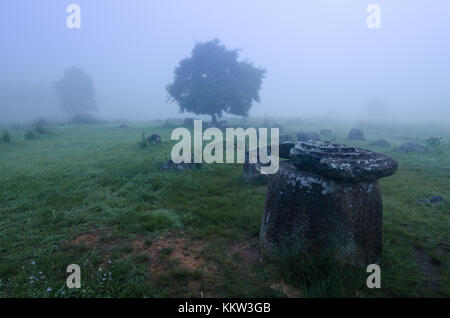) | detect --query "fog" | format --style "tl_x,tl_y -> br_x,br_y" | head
1,0 -> 449,125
